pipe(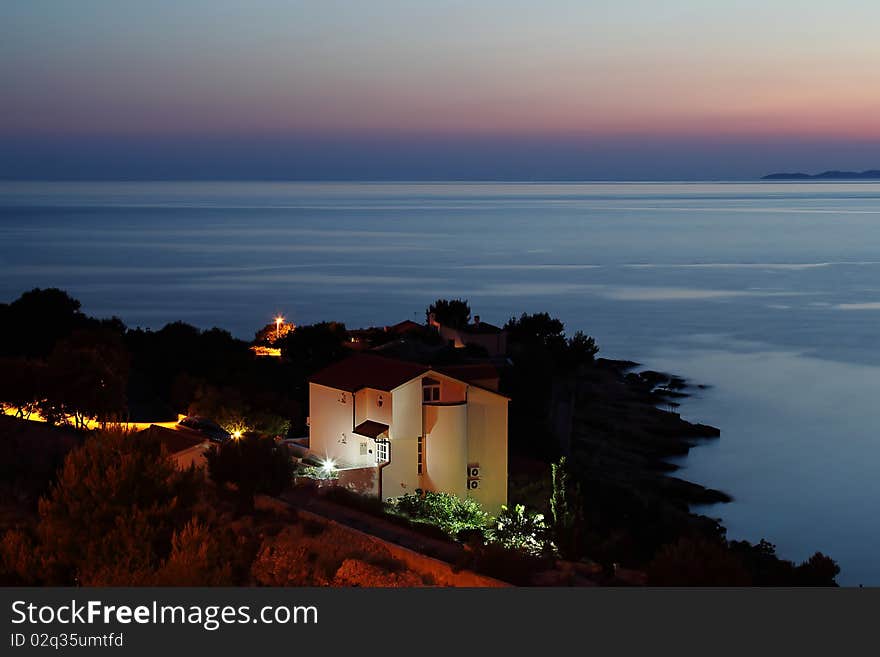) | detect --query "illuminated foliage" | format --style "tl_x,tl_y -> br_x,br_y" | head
254,320 -> 295,345
392,491 -> 488,537
490,504 -> 550,556
550,457 -> 584,559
